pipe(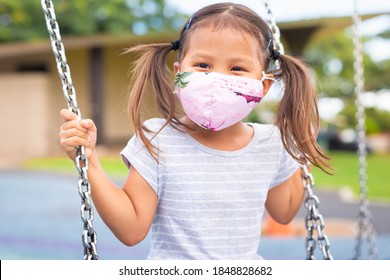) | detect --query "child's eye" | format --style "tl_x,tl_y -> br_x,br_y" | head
196,63 -> 210,69
231,66 -> 246,72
